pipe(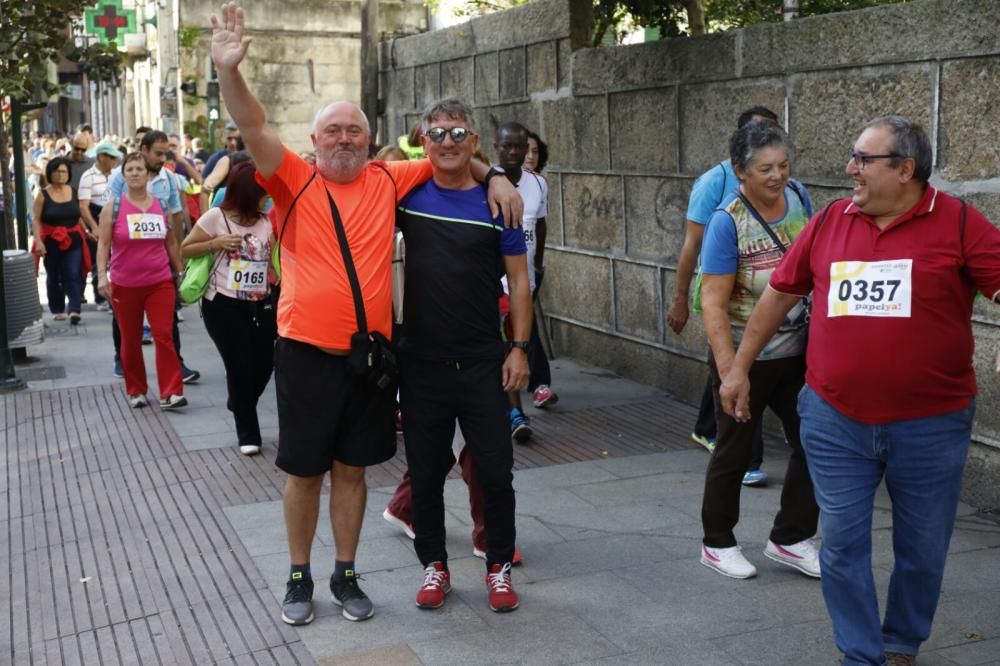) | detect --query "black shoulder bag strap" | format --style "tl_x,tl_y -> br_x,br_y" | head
206,210 -> 235,280
736,192 -> 789,253
325,187 -> 398,389
325,189 -> 368,335
959,199 -> 970,281
736,187 -> 836,254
